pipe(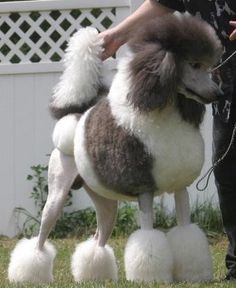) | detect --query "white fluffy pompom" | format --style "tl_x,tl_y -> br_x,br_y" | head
8,237 -> 56,283
71,239 -> 118,282
167,224 -> 213,282
125,229 -> 173,283
52,27 -> 103,109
